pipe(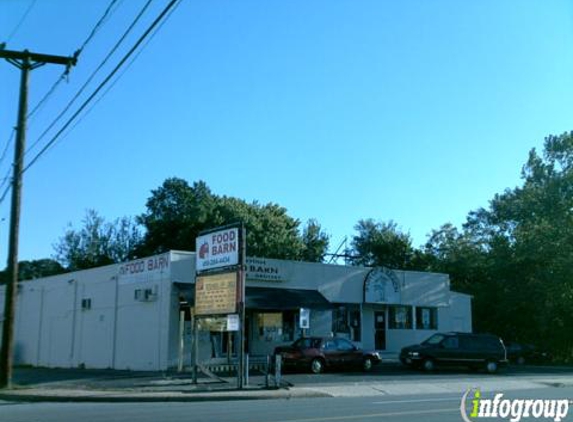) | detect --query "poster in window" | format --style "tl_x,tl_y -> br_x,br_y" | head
421,308 -> 431,328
